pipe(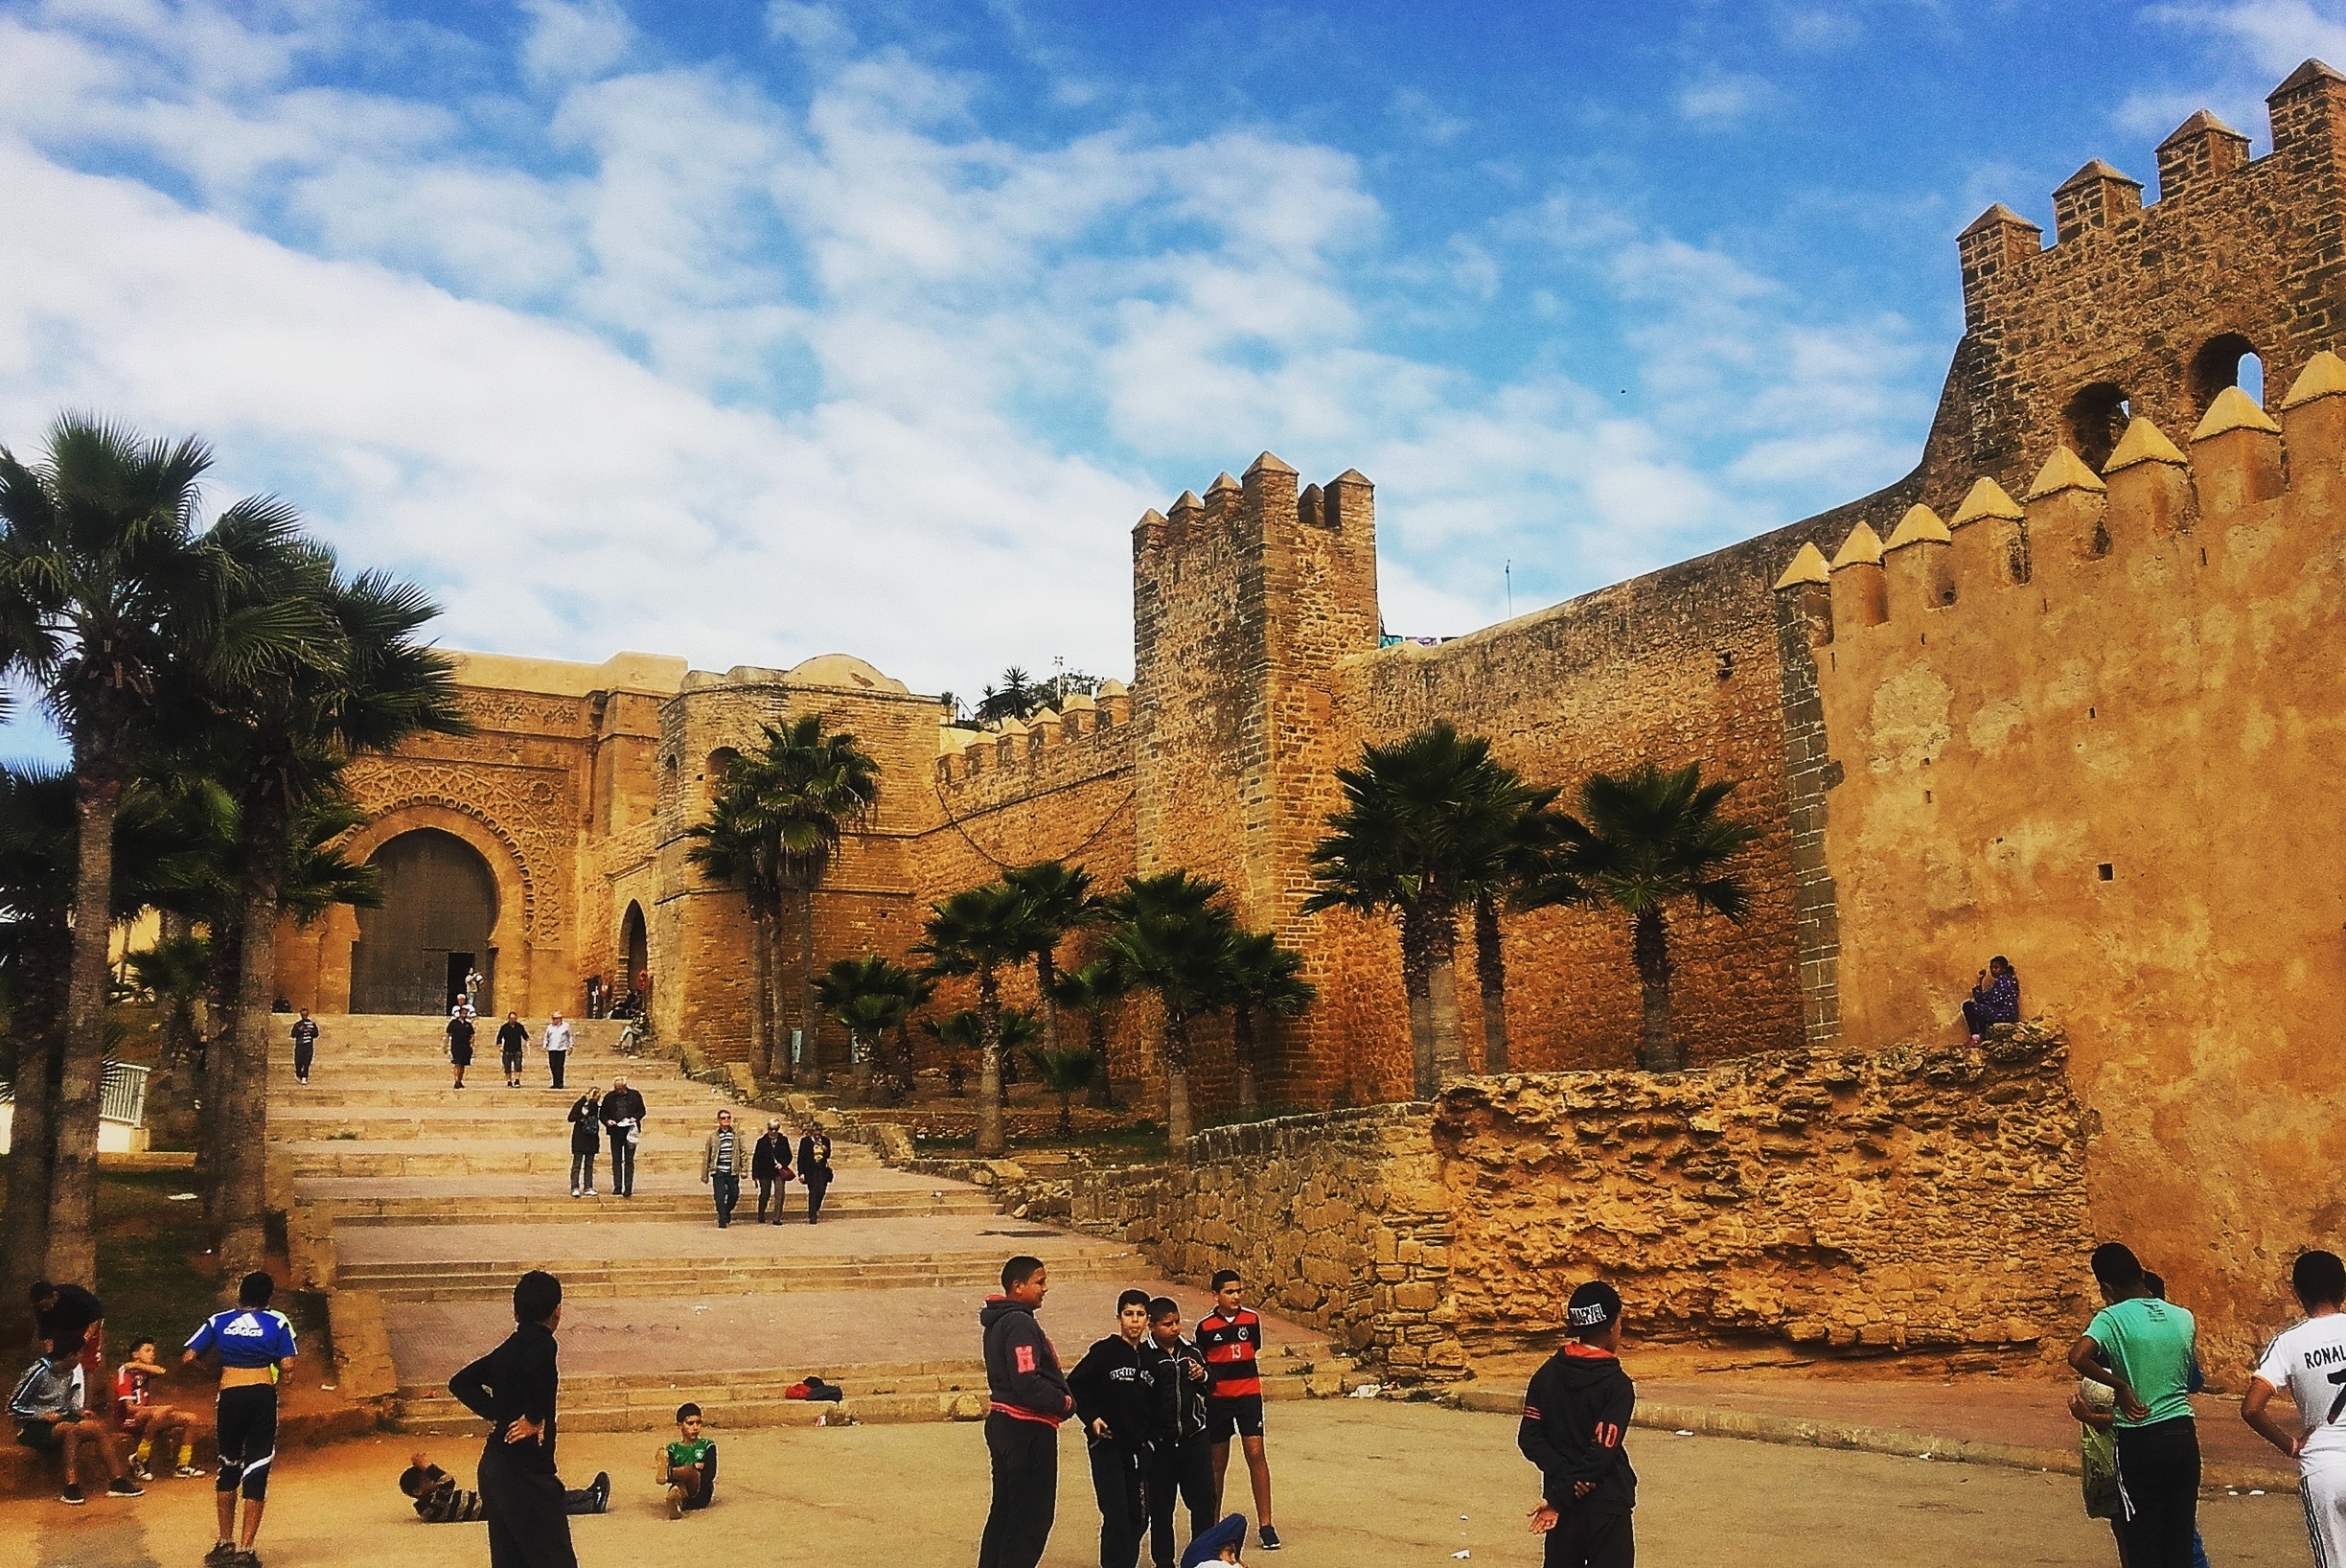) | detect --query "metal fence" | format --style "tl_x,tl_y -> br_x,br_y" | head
0,1060 -> 149,1127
